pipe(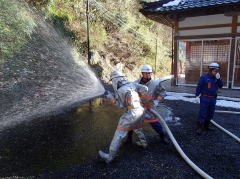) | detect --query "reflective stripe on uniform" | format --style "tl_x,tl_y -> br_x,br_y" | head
208,82 -> 211,89
144,118 -> 159,123
140,95 -> 154,100
117,122 -> 144,131
125,97 -> 140,102
127,105 -> 134,109
143,101 -> 154,107
125,97 -> 132,102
